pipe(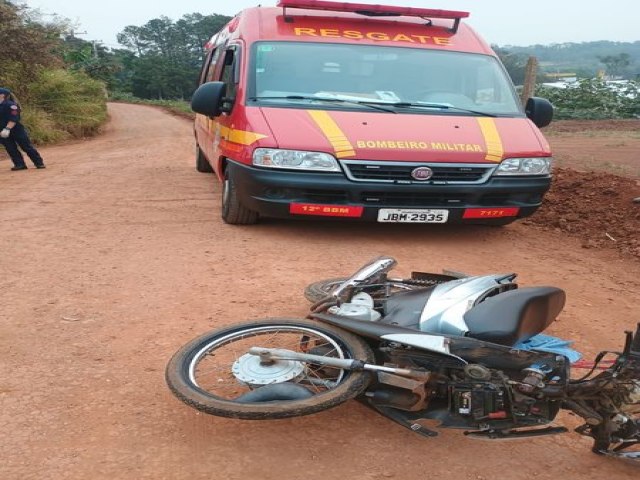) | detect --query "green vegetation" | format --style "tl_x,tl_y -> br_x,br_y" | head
114,13 -> 231,99
537,79 -> 640,119
0,2 -> 108,144
29,69 -> 107,138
